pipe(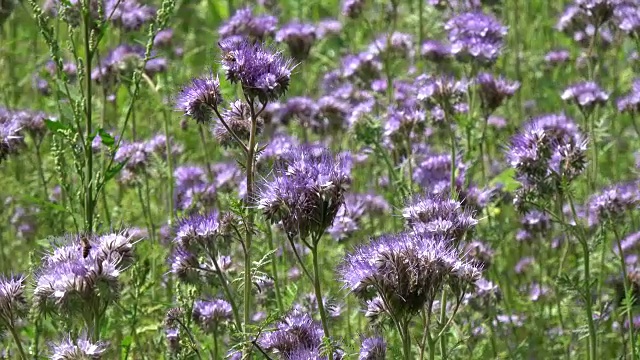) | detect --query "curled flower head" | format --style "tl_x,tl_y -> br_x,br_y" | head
192,298 -> 233,333
50,333 -> 108,360
174,211 -> 221,248
258,145 -> 352,241
339,232 -> 481,317
106,0 -> 156,31
561,81 -> 609,111
175,73 -> 223,123
220,38 -> 294,103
